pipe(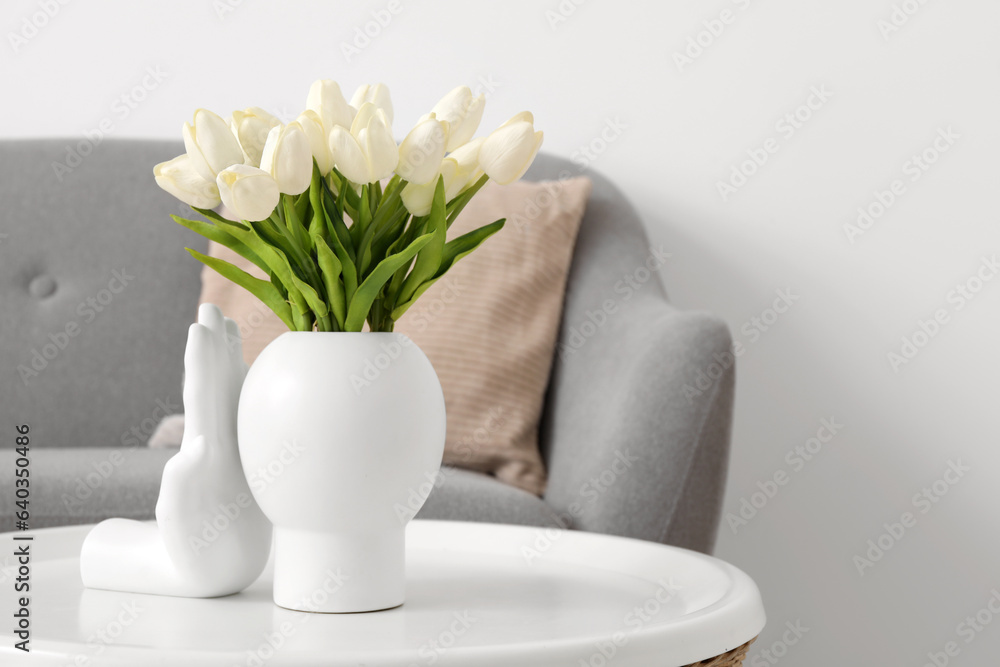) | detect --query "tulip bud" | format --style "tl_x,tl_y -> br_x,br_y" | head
230,107 -> 280,167
448,137 -> 485,193
260,123 -> 313,195
431,86 -> 485,152
183,109 -> 246,182
296,110 -> 334,176
154,154 -> 221,209
215,165 -> 280,222
306,79 -> 355,133
362,108 -> 399,183
330,103 -> 398,184
350,83 -> 393,125
478,112 -> 543,185
328,126 -> 368,186
401,162 -> 457,217
396,116 -> 448,185
399,133 -> 491,216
